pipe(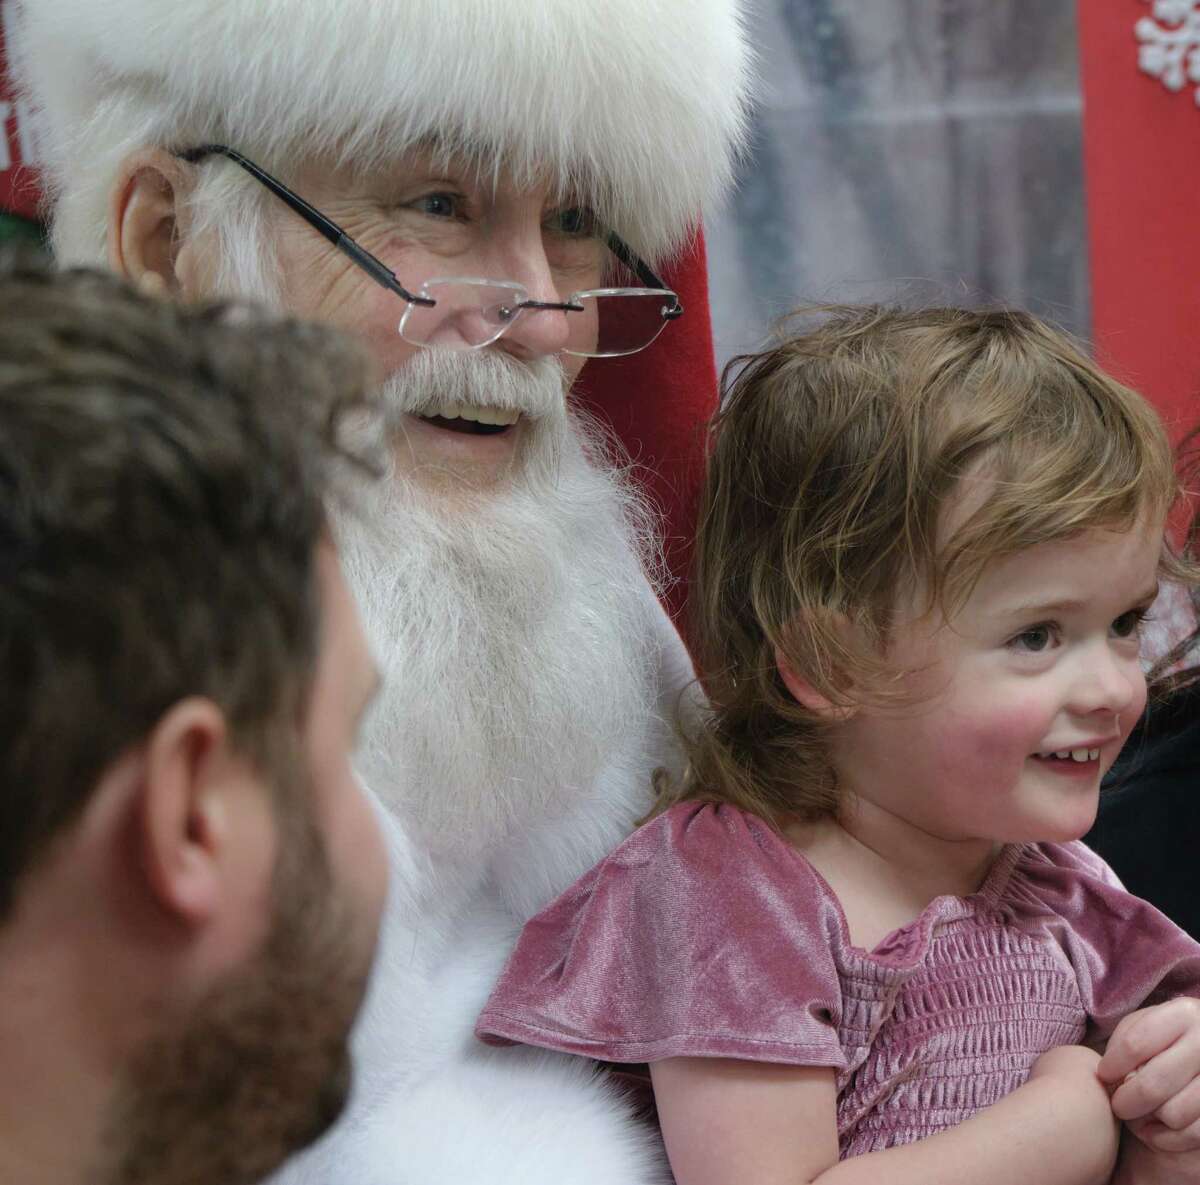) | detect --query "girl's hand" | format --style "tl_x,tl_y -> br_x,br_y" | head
1099,999 -> 1200,1152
